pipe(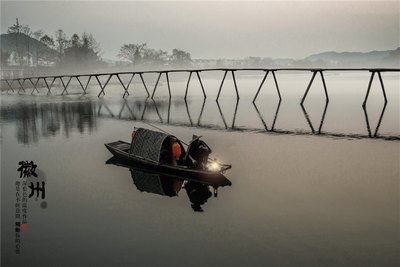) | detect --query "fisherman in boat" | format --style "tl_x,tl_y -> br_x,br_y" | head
184,135 -> 212,169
